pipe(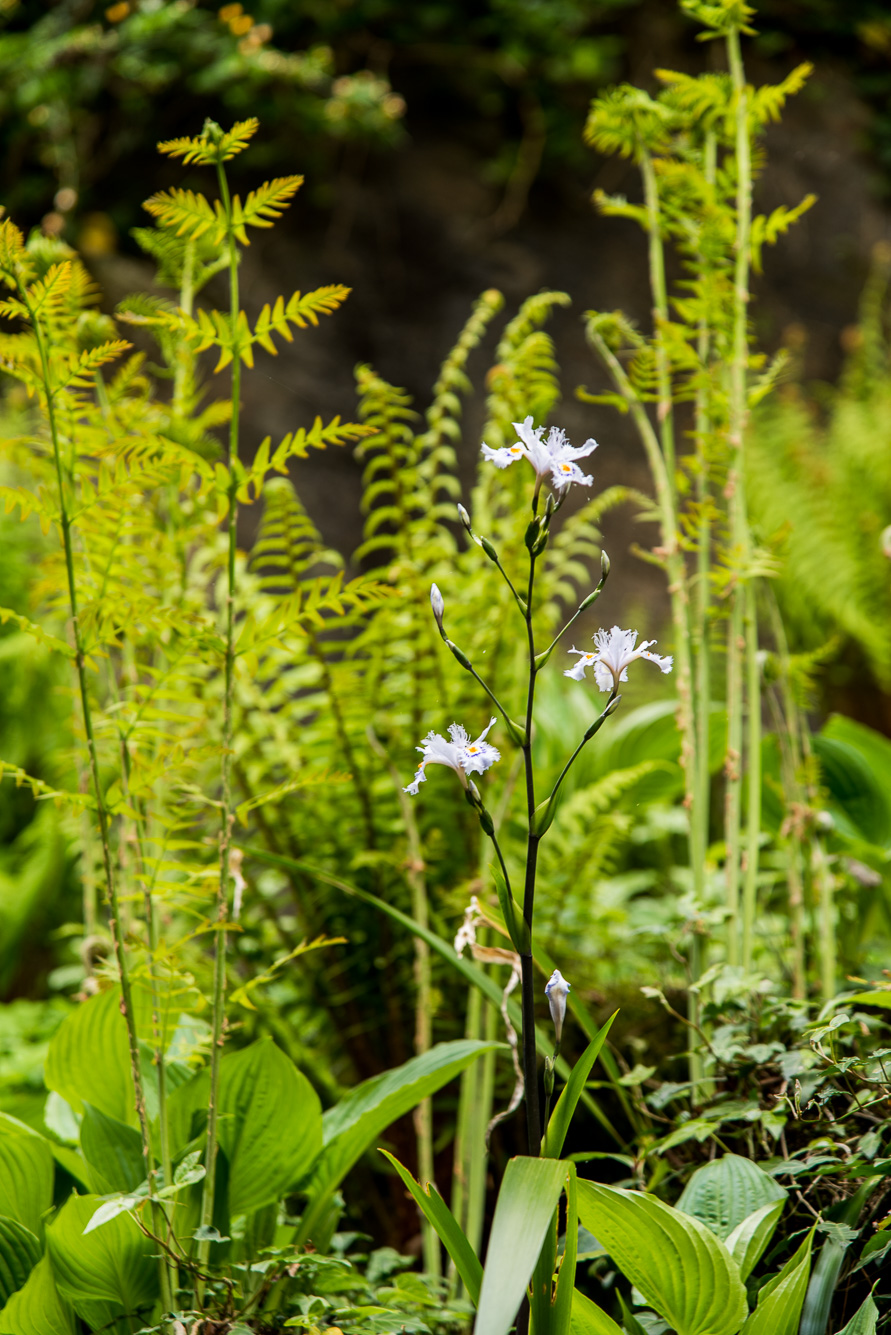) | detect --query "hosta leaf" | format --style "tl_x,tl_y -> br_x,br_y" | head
79,1104 -> 146,1196
0,1216 -> 41,1307
0,1255 -> 75,1335
45,1194 -> 157,1331
166,1037 -> 323,1216
44,989 -> 133,1126
576,1180 -> 747,1335
0,1115 -> 54,1238
677,1154 -> 786,1240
